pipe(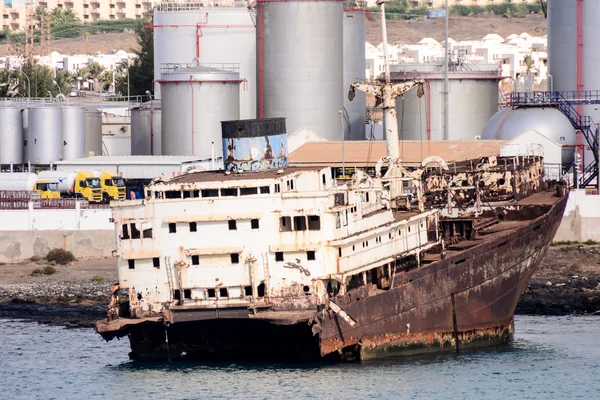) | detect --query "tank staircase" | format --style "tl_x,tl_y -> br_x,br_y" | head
508,91 -> 600,188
